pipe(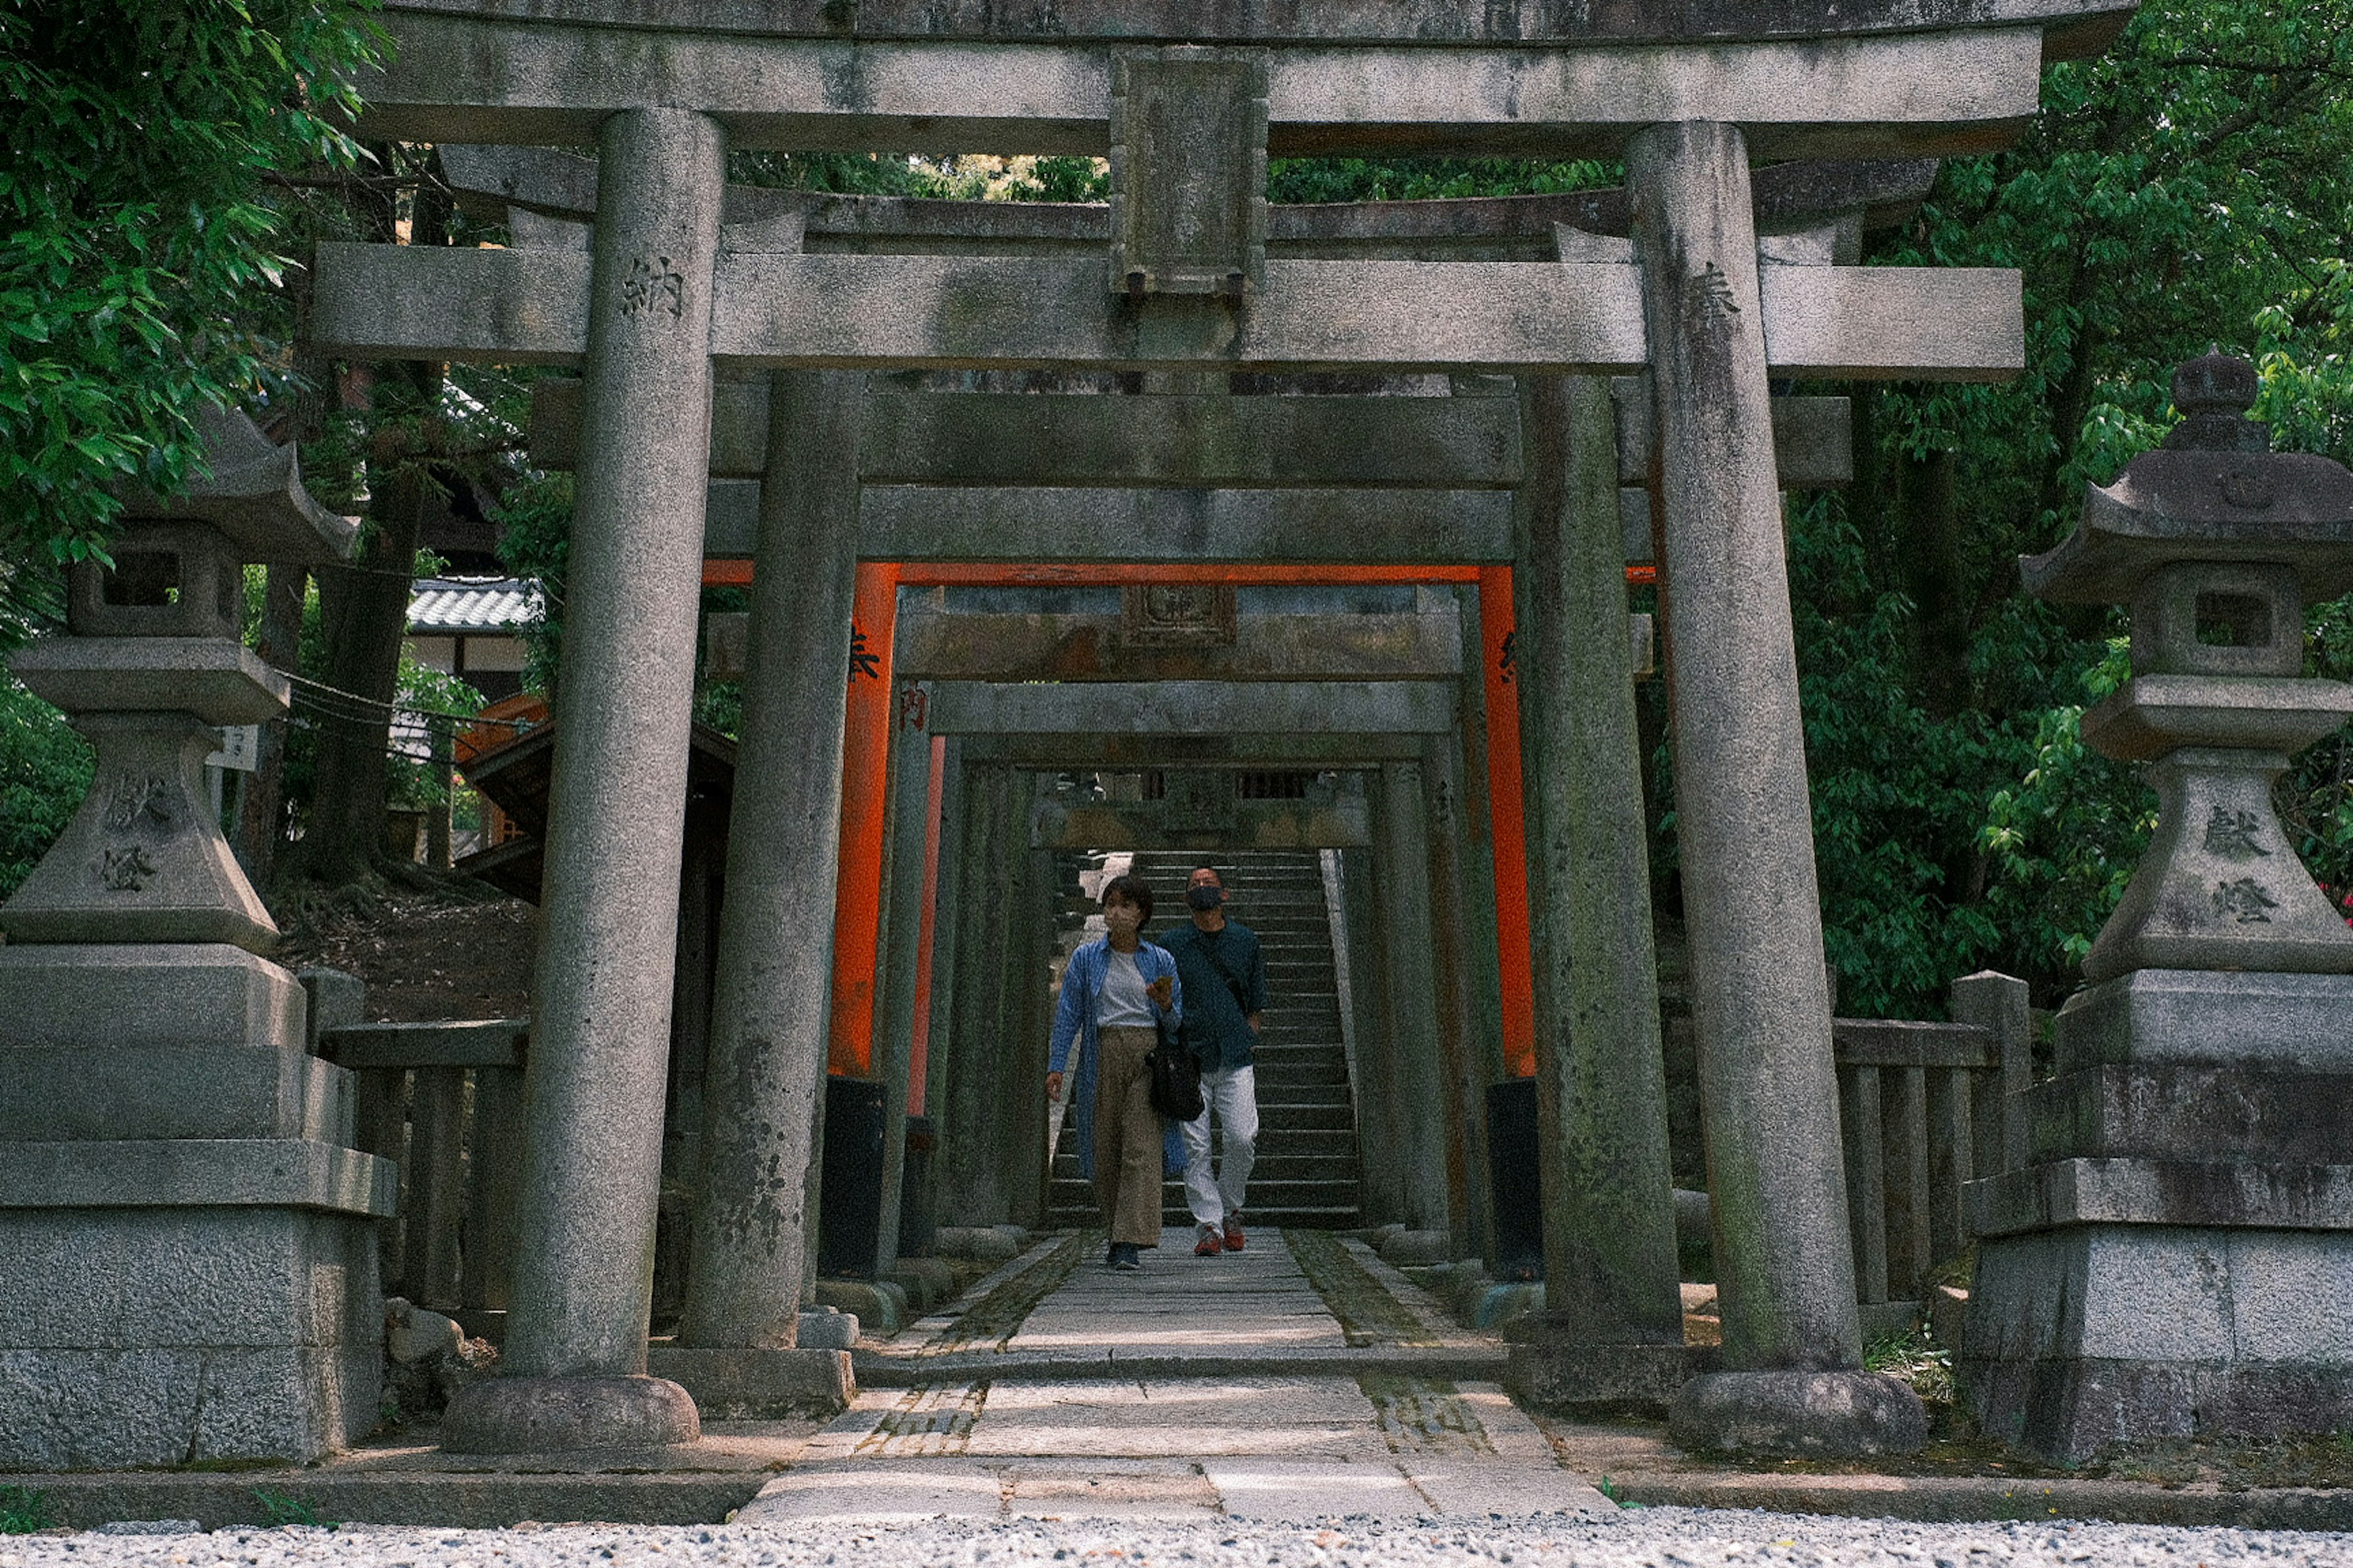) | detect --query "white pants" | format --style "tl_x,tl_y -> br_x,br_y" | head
1182,1063 -> 1257,1229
